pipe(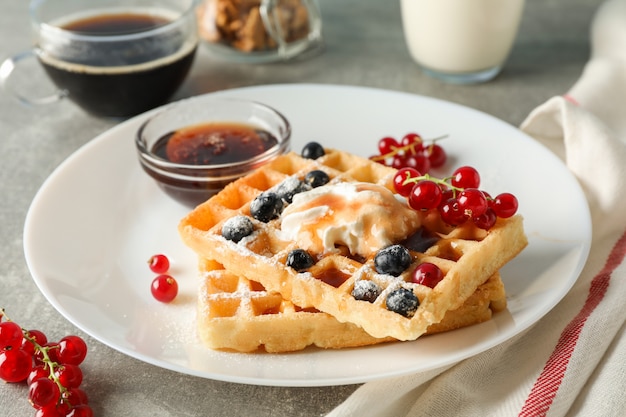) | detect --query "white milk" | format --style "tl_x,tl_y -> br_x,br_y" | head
401,0 -> 525,78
